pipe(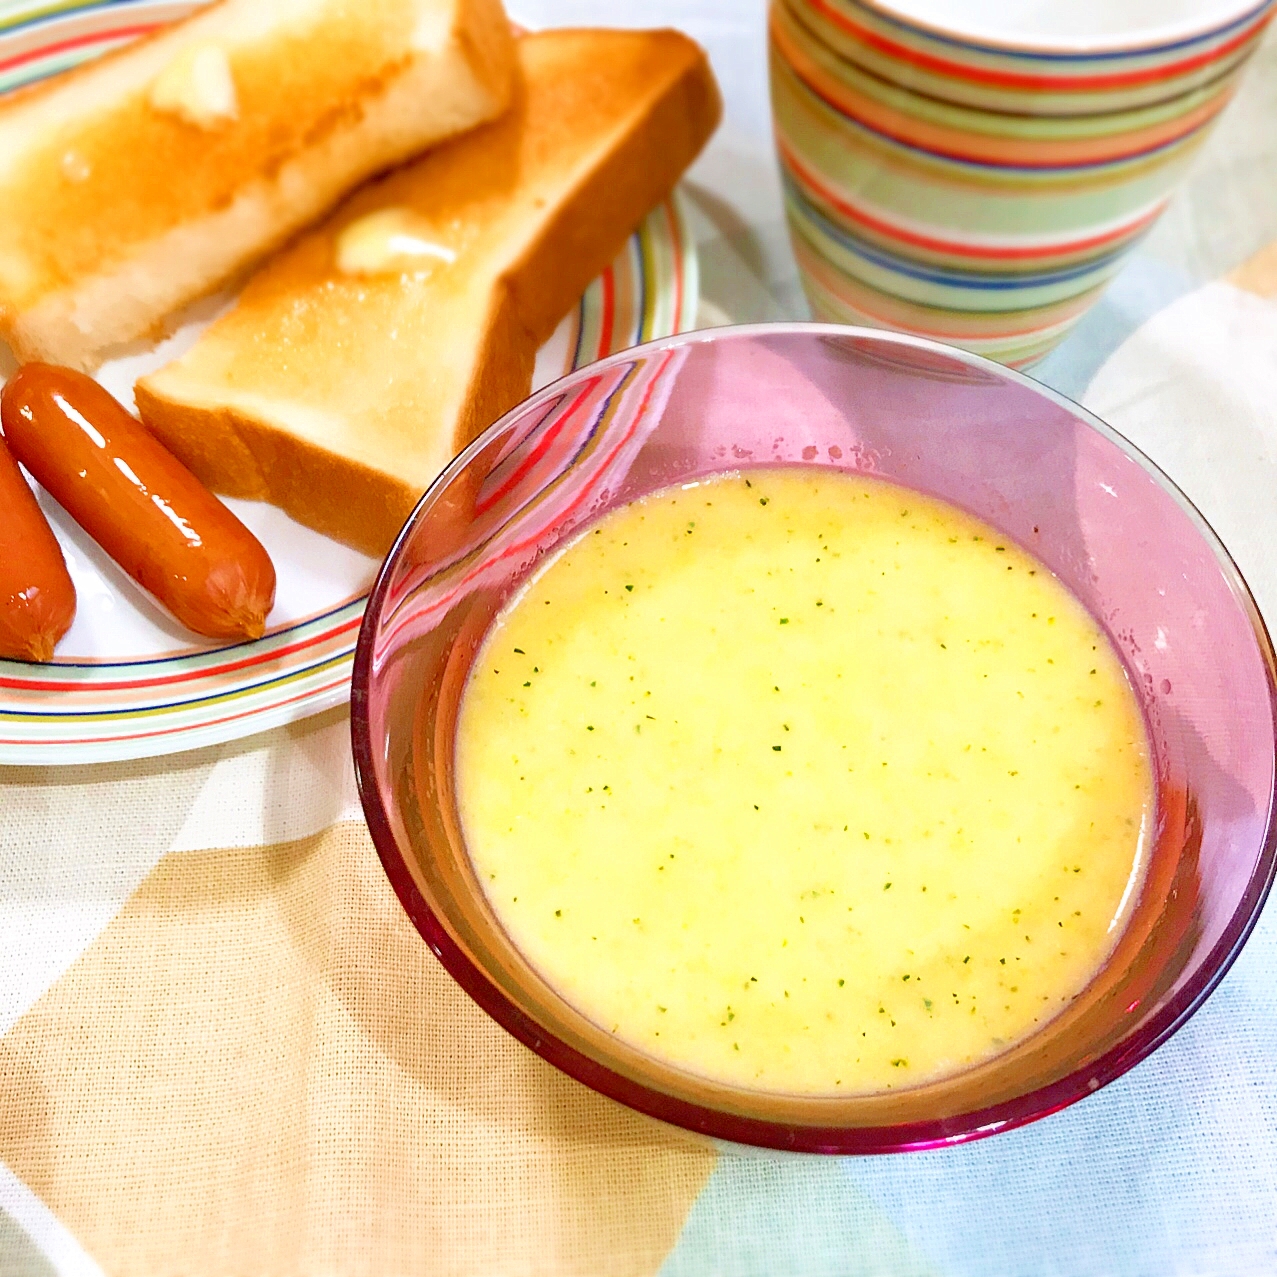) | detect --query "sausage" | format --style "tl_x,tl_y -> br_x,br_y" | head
0,431 -> 76,662
1,364 -> 275,641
